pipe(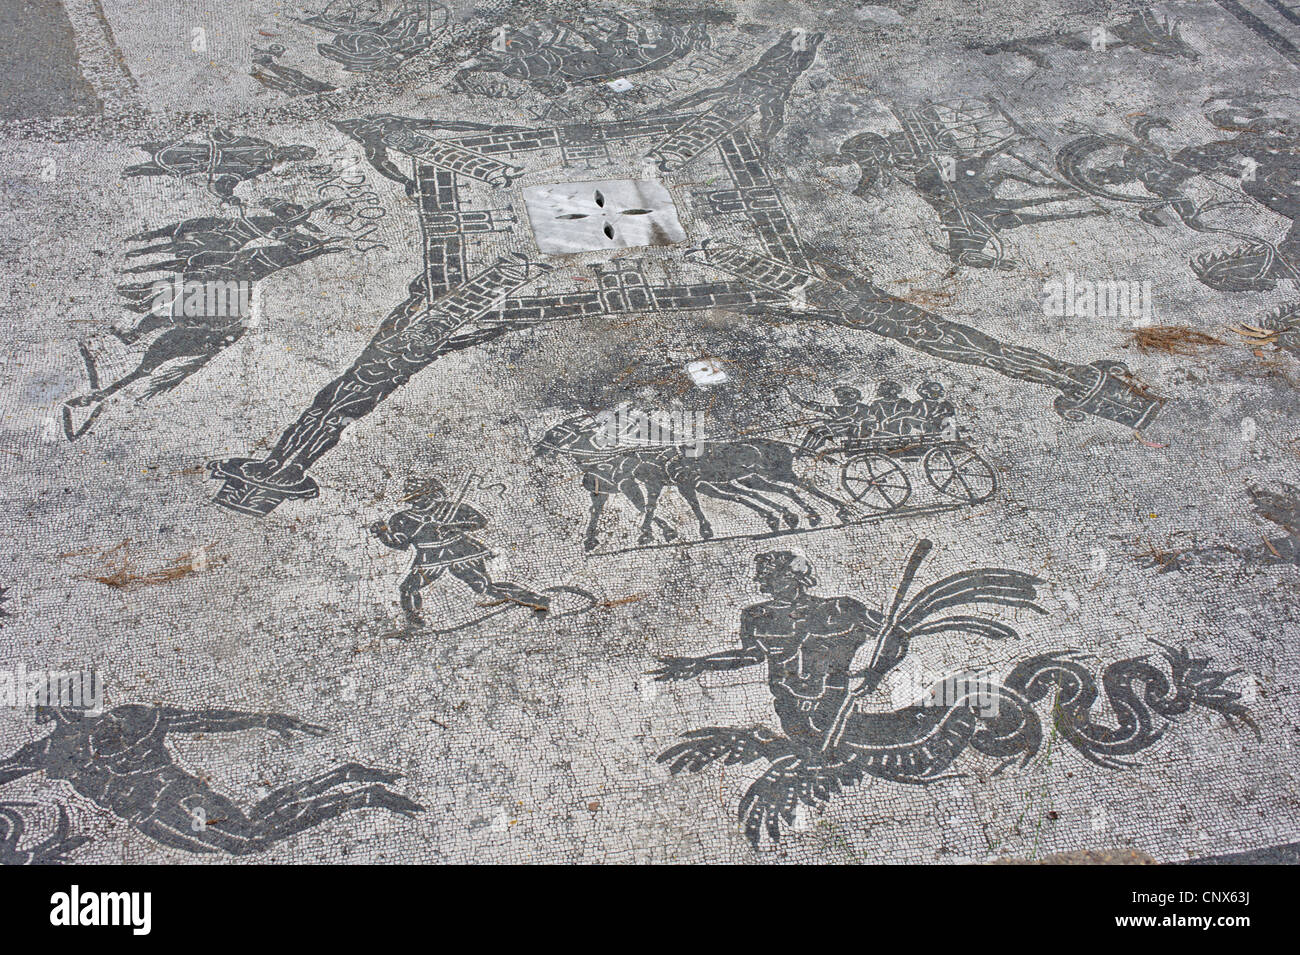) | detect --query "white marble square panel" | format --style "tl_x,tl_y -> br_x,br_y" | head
522,179 -> 686,254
